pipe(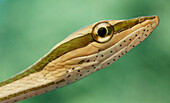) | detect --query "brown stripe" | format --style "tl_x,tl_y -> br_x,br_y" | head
0,34 -> 94,87
113,16 -> 155,34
